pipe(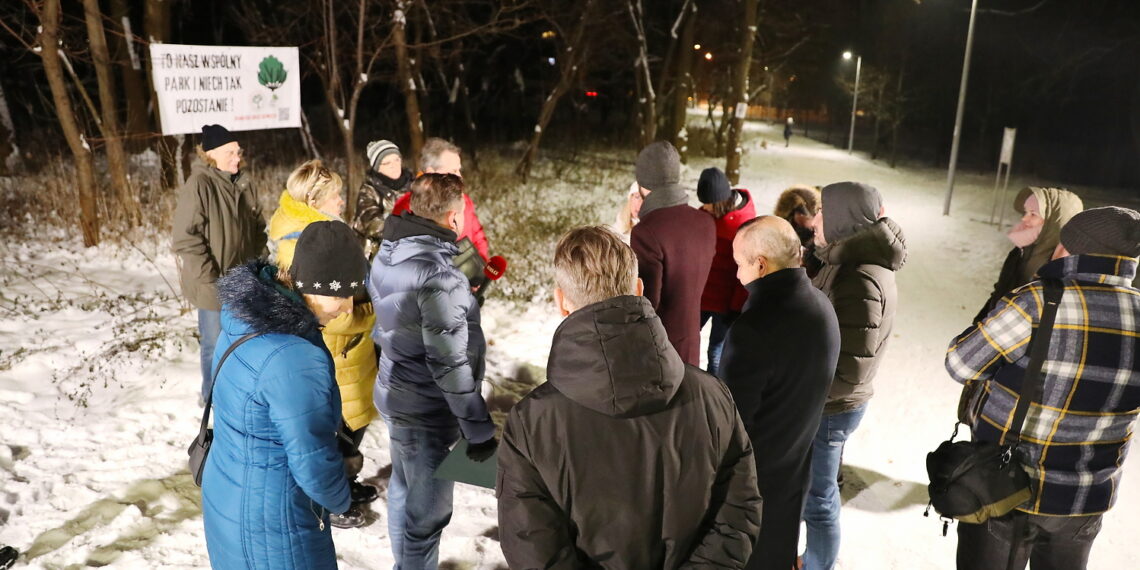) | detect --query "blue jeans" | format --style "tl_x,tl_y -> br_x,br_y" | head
803,405 -> 867,570
386,420 -> 460,570
198,309 -> 222,400
700,311 -> 738,376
